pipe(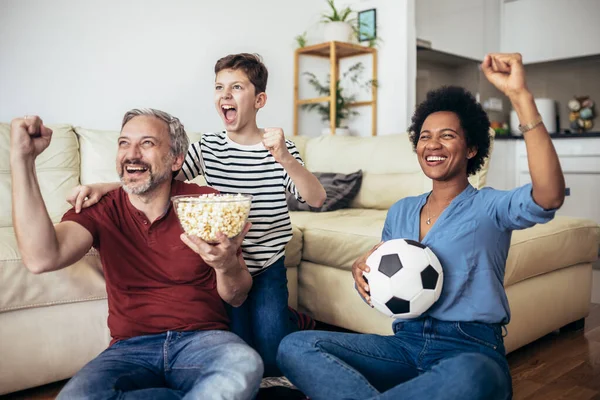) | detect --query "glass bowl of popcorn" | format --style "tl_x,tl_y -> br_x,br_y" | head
172,193 -> 252,243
